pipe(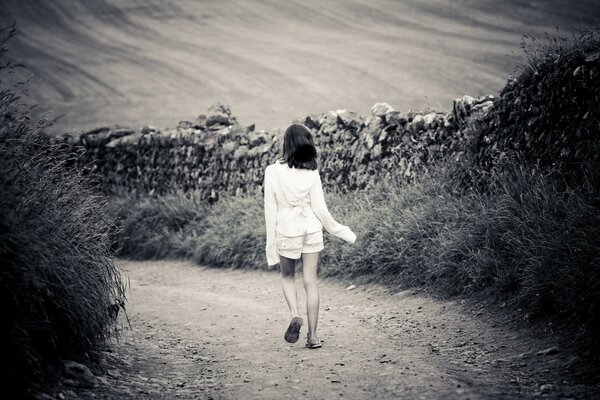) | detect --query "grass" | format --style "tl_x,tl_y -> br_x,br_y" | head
107,27 -> 600,350
0,26 -> 125,396
110,160 -> 600,339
